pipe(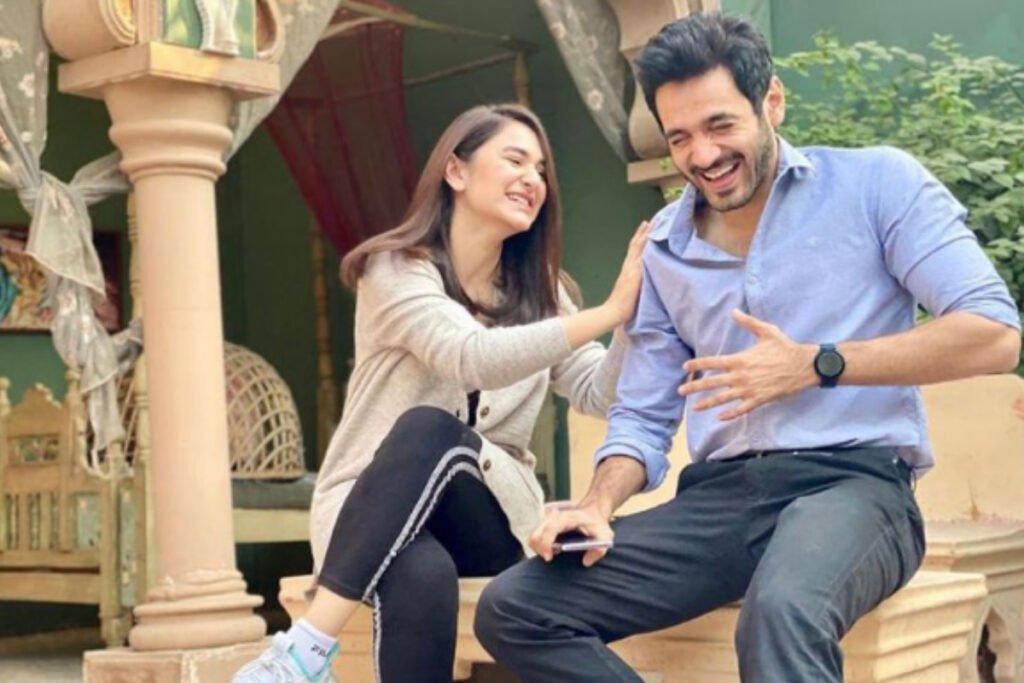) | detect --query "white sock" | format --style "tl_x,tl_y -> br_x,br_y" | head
287,618 -> 337,679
